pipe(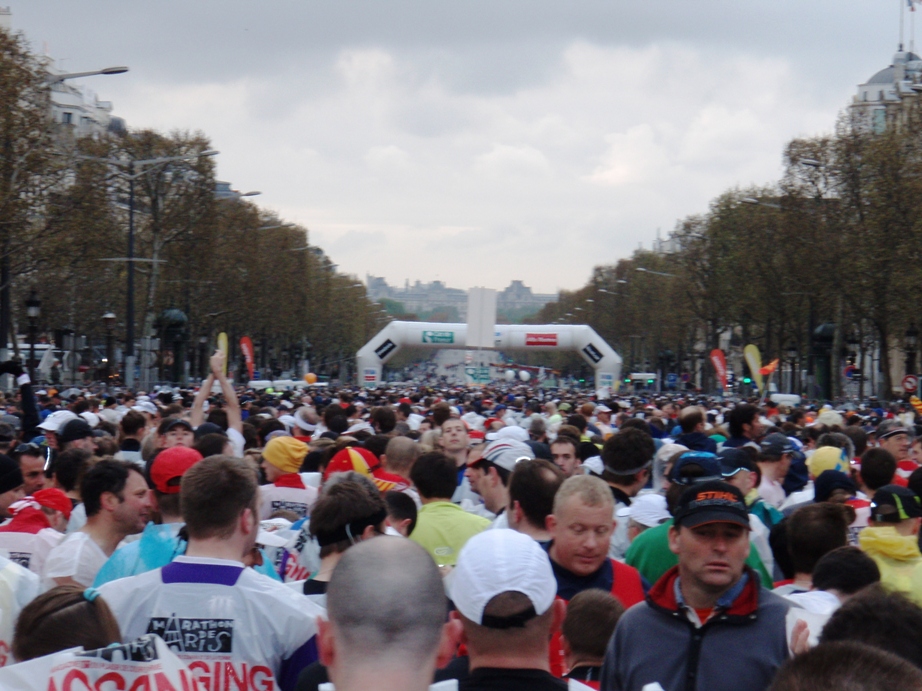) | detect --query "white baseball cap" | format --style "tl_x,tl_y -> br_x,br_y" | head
616,493 -> 670,529
450,529 -> 556,627
38,410 -> 78,432
485,425 -> 529,443
478,440 -> 533,472
132,401 -> 159,416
